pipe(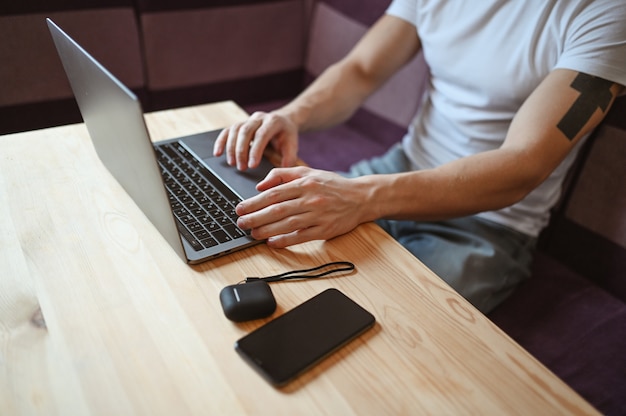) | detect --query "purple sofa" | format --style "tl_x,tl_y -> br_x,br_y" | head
2,1 -> 624,414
